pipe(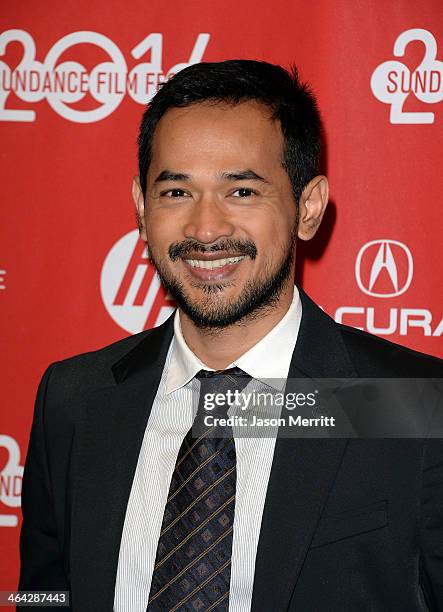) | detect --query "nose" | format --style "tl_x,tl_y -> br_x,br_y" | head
183,194 -> 235,244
